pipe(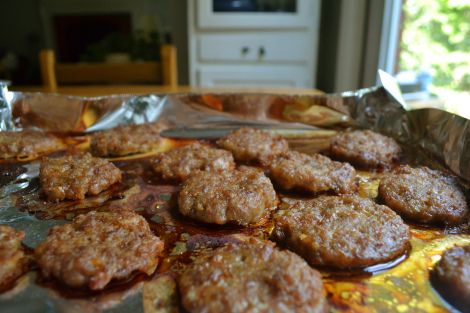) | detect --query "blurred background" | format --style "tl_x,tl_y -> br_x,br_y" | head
0,0 -> 469,103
